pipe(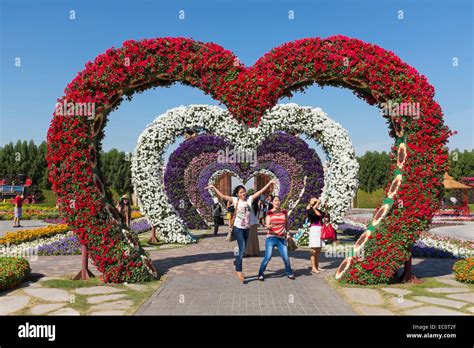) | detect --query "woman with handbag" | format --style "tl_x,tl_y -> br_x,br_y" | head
257,196 -> 295,281
306,198 -> 326,274
206,179 -> 276,283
